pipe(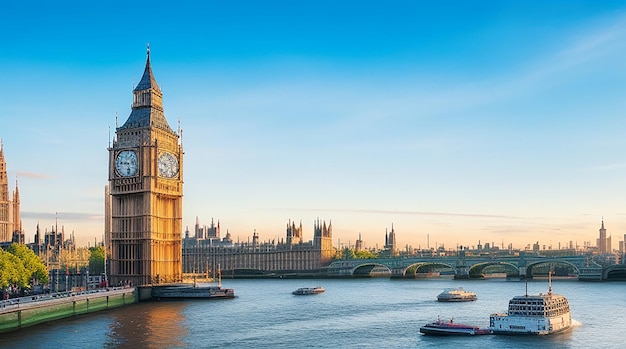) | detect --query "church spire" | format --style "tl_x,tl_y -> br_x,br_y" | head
0,140 -> 8,202
13,178 -> 19,200
601,217 -> 605,230
0,139 -> 4,169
